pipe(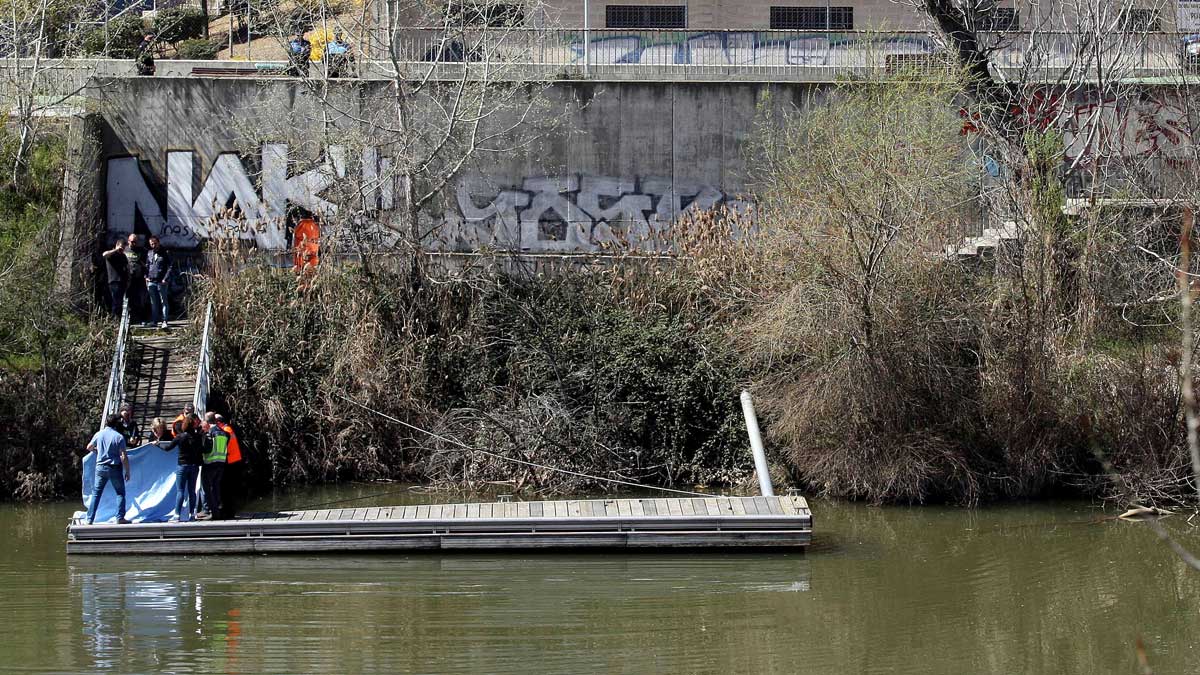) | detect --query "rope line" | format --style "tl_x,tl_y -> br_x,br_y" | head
336,392 -> 722,499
